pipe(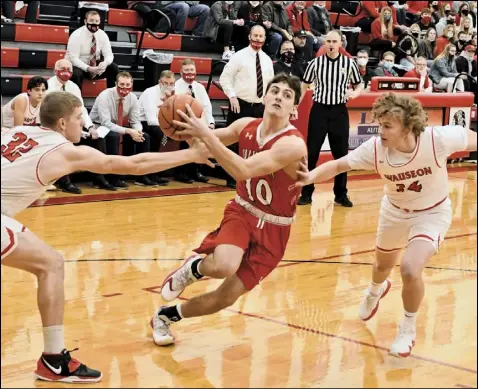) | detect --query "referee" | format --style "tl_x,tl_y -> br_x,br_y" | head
298,29 -> 362,207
